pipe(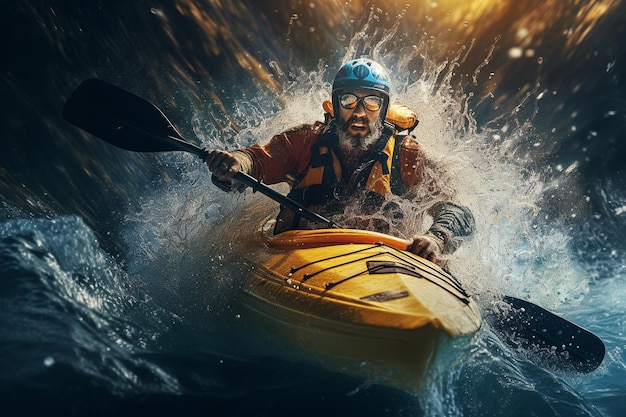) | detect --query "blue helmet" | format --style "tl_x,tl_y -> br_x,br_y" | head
331,58 -> 391,120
